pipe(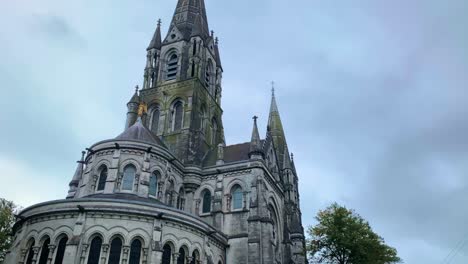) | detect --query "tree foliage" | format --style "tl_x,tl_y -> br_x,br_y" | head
307,203 -> 401,264
0,198 -> 17,263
